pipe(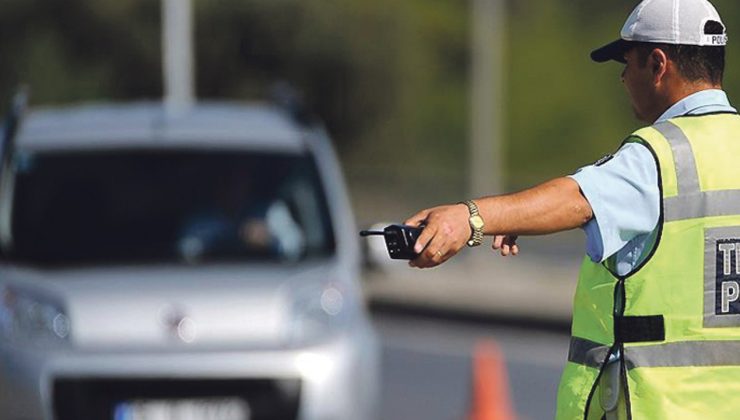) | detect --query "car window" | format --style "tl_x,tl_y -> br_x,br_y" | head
9,149 -> 336,265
